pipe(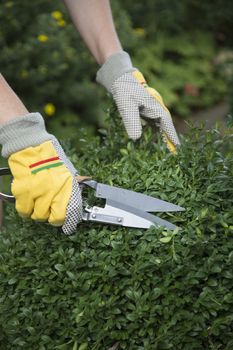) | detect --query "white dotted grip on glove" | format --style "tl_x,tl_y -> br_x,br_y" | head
111,70 -> 180,154
51,138 -> 83,235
